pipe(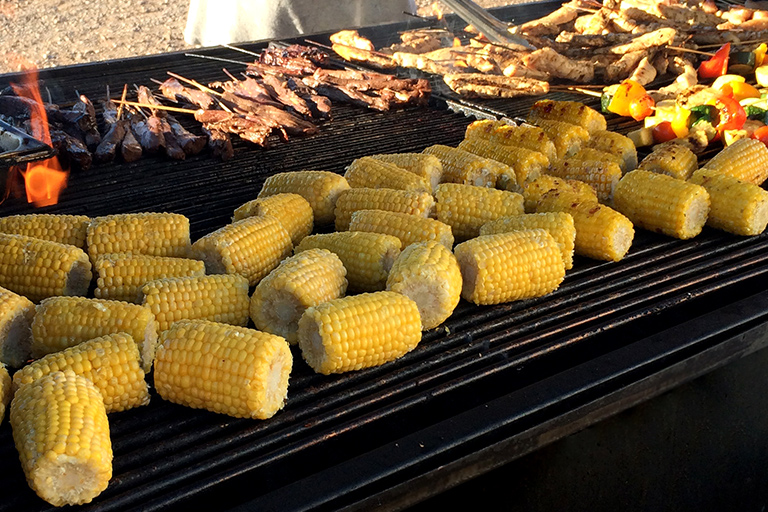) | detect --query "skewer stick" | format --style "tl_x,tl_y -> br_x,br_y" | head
167,71 -> 223,97
697,39 -> 767,49
552,86 -> 602,98
222,43 -> 261,58
116,85 -> 128,120
112,100 -> 198,115
185,53 -> 251,66
666,45 -> 715,57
